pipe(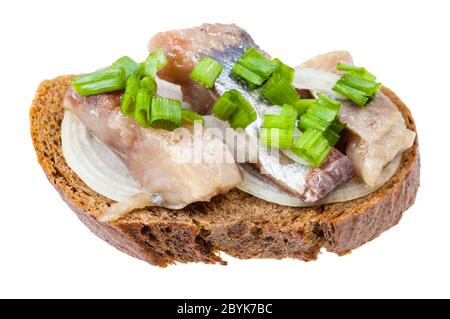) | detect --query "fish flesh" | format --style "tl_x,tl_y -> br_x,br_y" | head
149,23 -> 354,202
296,51 -> 416,186
63,86 -> 242,208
